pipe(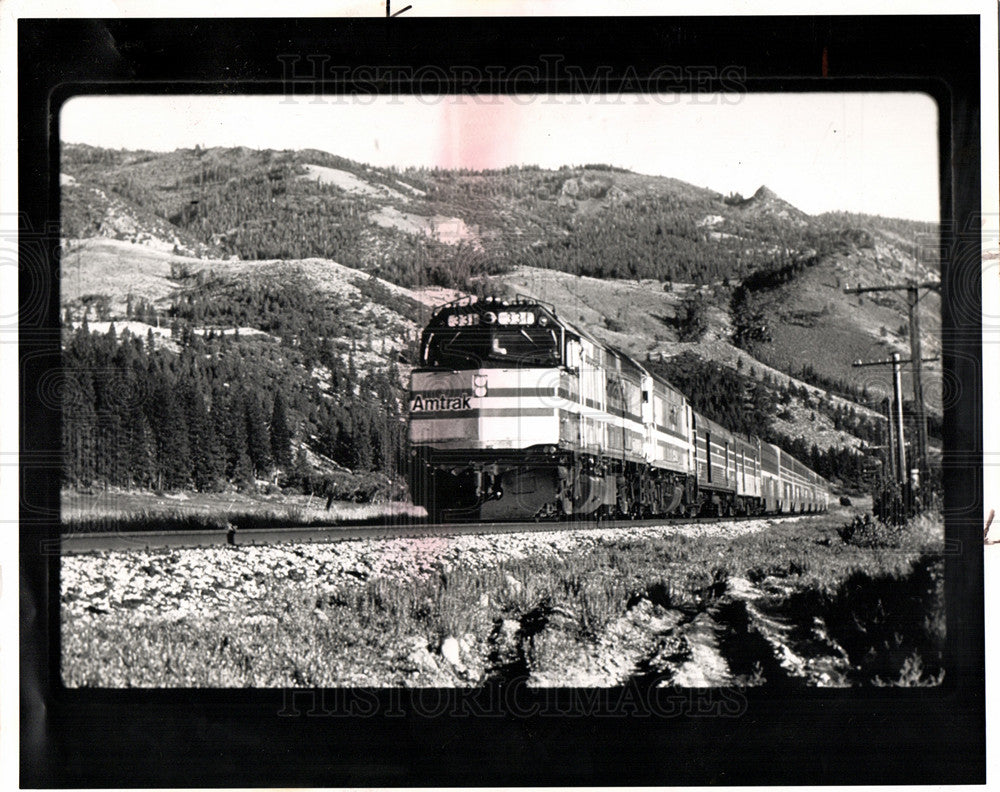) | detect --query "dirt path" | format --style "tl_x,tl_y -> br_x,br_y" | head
473,573 -> 854,688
